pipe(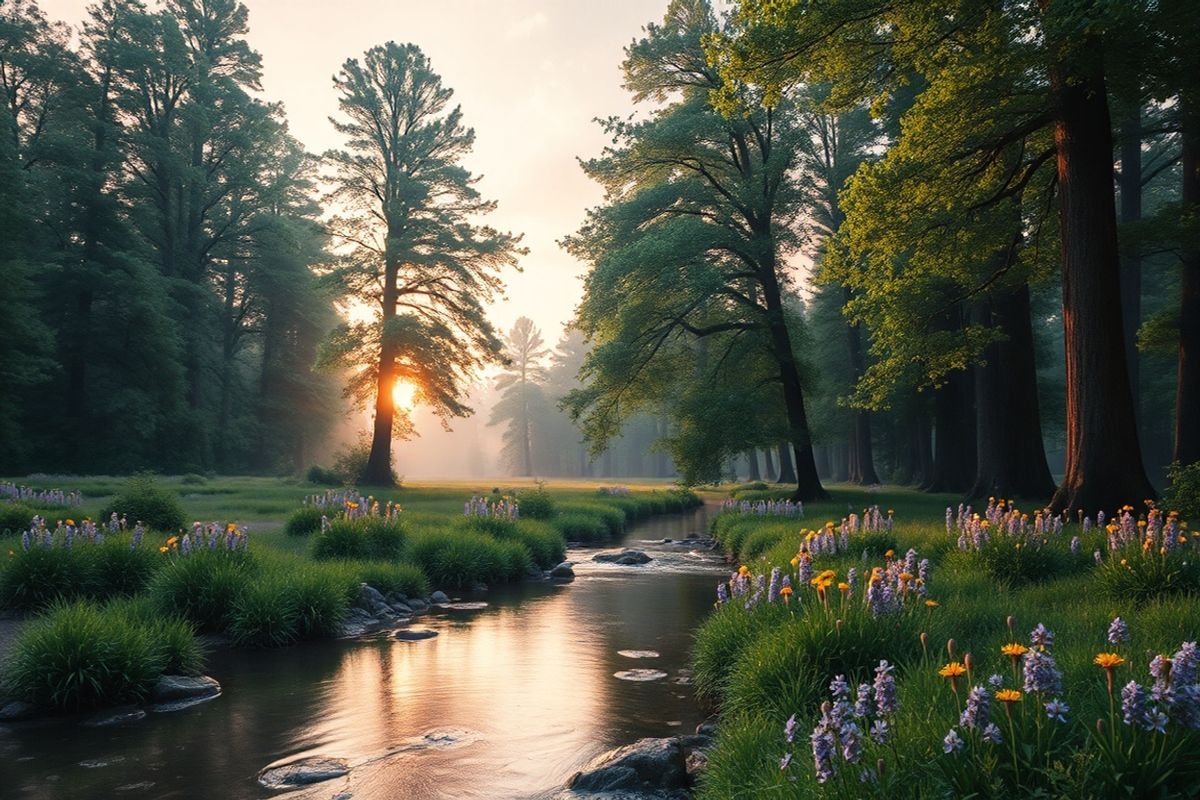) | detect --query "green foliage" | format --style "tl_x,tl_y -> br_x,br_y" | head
311,517 -> 406,561
2,599 -> 201,712
405,530 -> 531,589
148,550 -> 255,633
693,600 -> 791,703
972,538 -> 1085,588
557,502 -> 625,537
284,506 -> 325,537
0,503 -> 34,536
1164,461 -> 1200,522
347,561 -> 430,599
1096,549 -> 1200,603
488,318 -> 552,474
98,474 -> 185,532
228,572 -> 301,648
80,539 -> 160,600
553,512 -> 610,543
107,596 -> 204,676
516,488 -> 556,520
0,546 -> 88,610
180,473 -> 207,486
306,465 -> 342,486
